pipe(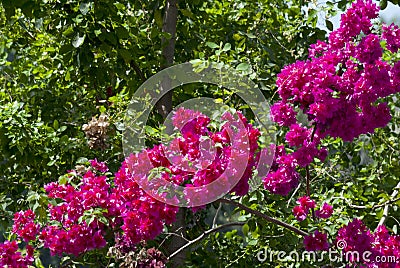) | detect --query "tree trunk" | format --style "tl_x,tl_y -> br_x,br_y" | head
156,0 -> 178,119
157,0 -> 188,267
